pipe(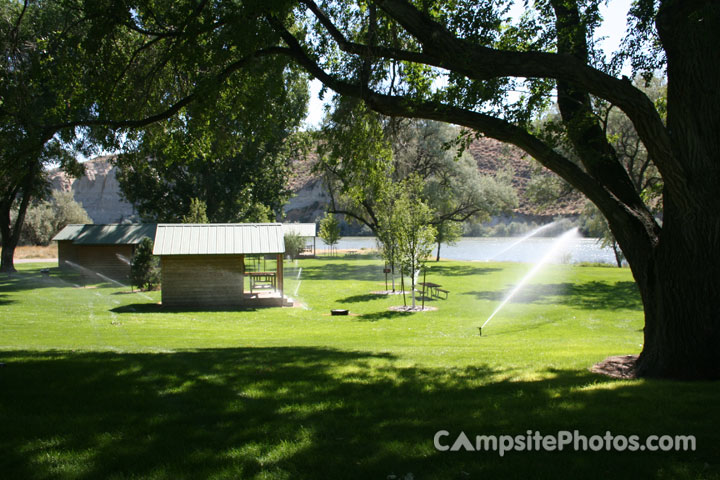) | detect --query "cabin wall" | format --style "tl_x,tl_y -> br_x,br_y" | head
160,255 -> 245,307
59,244 -> 133,281
57,241 -> 78,269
